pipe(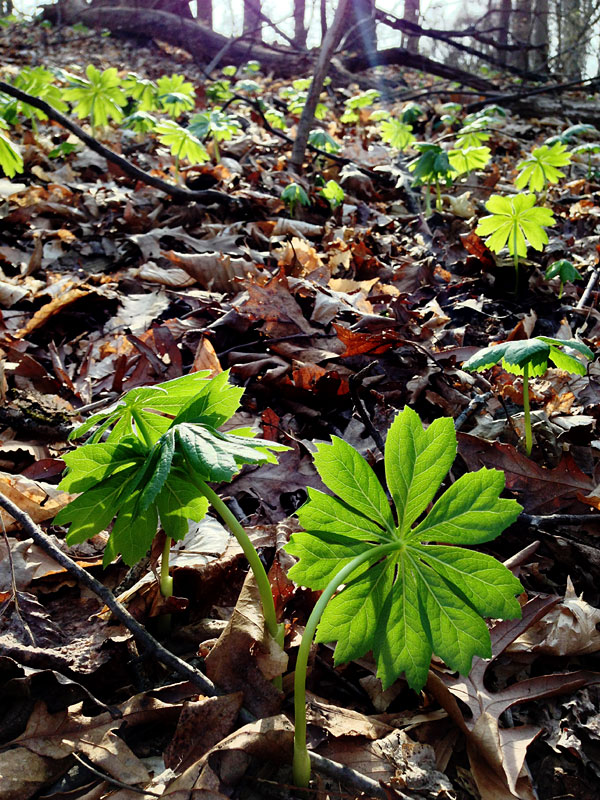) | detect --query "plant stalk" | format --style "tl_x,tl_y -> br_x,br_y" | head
189,473 -> 282,647
513,223 -> 519,291
292,542 -> 399,787
522,362 -> 532,456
